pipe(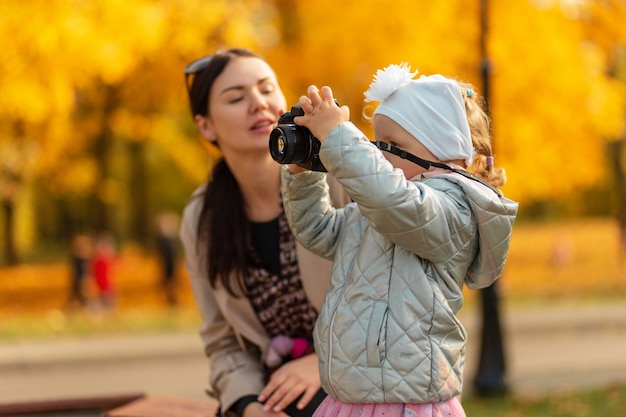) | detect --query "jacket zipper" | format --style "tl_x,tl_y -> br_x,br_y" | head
326,308 -> 340,399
